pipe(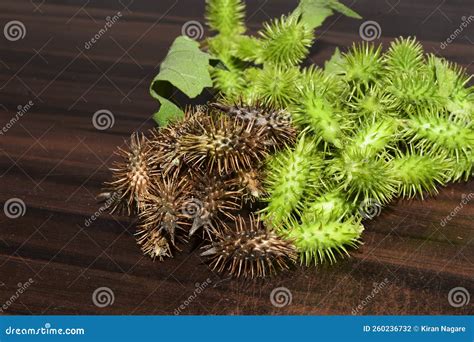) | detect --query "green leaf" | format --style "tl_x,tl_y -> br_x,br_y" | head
293,0 -> 361,29
152,96 -> 183,126
292,0 -> 333,29
328,0 -> 362,19
150,36 -> 213,125
324,47 -> 344,75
